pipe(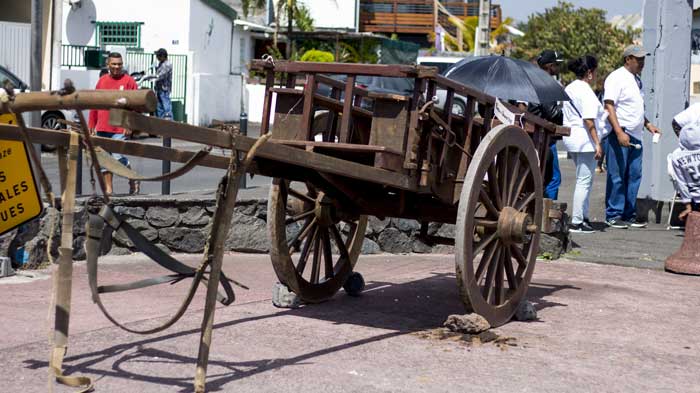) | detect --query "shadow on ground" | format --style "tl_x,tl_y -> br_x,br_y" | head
24,272 -> 577,392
